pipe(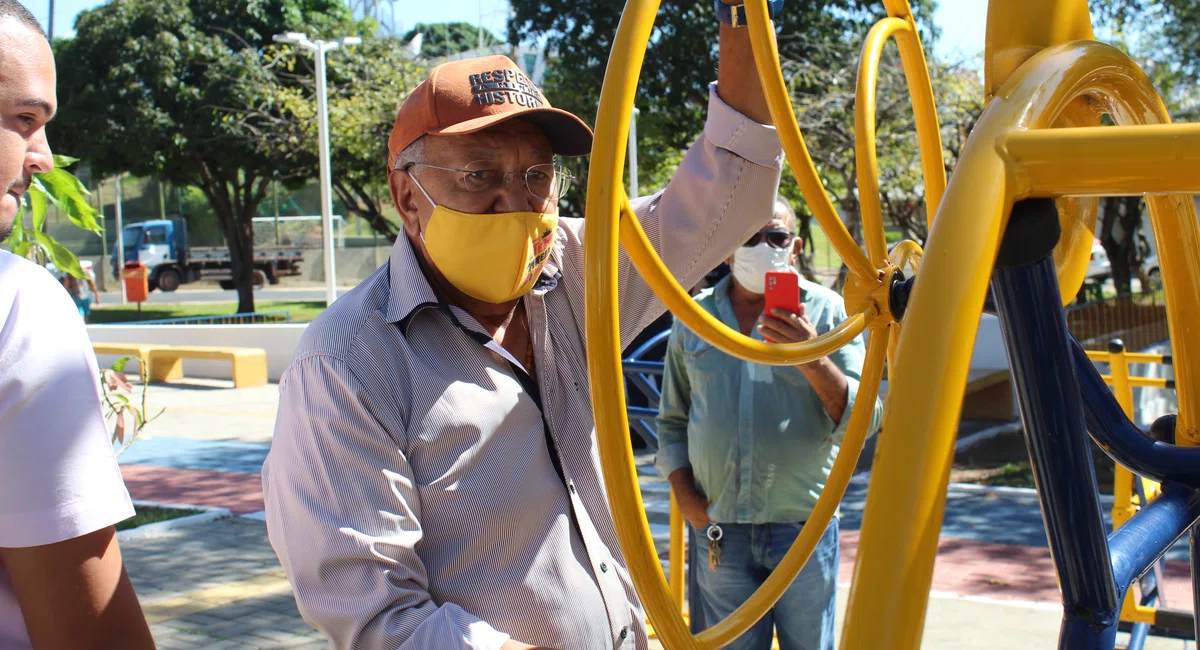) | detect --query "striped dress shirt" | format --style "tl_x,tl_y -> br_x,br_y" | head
262,84 -> 783,650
